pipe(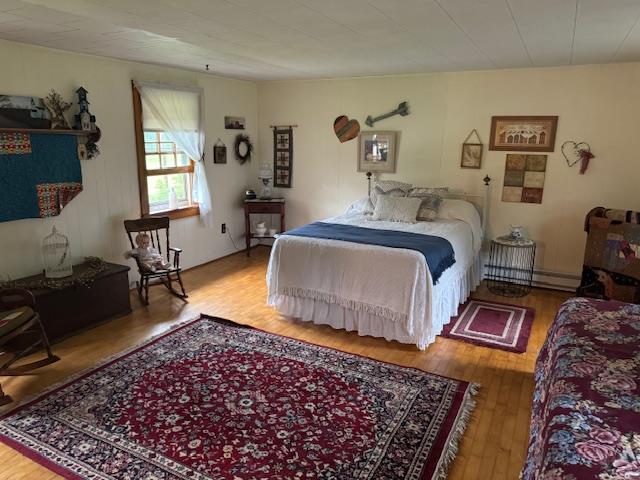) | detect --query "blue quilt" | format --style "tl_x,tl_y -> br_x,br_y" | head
284,221 -> 455,284
0,133 -> 82,223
